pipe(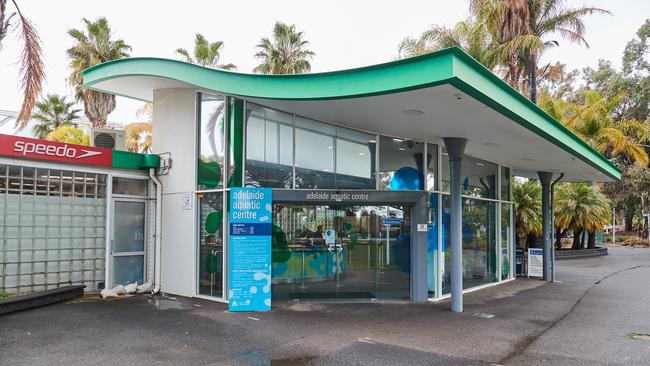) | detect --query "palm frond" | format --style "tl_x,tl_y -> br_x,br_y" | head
12,0 -> 44,129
